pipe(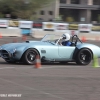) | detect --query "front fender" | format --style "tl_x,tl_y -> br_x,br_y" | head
20,46 -> 41,59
